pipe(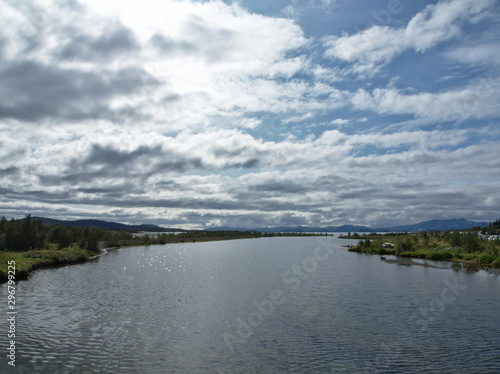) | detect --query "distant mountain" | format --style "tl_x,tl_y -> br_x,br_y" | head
378,218 -> 489,232
33,217 -> 184,232
21,216 -> 490,233
280,225 -> 373,233
204,225 -> 372,232
204,219 -> 489,233
206,224 -> 372,233
321,225 -> 373,232
203,226 -> 245,232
